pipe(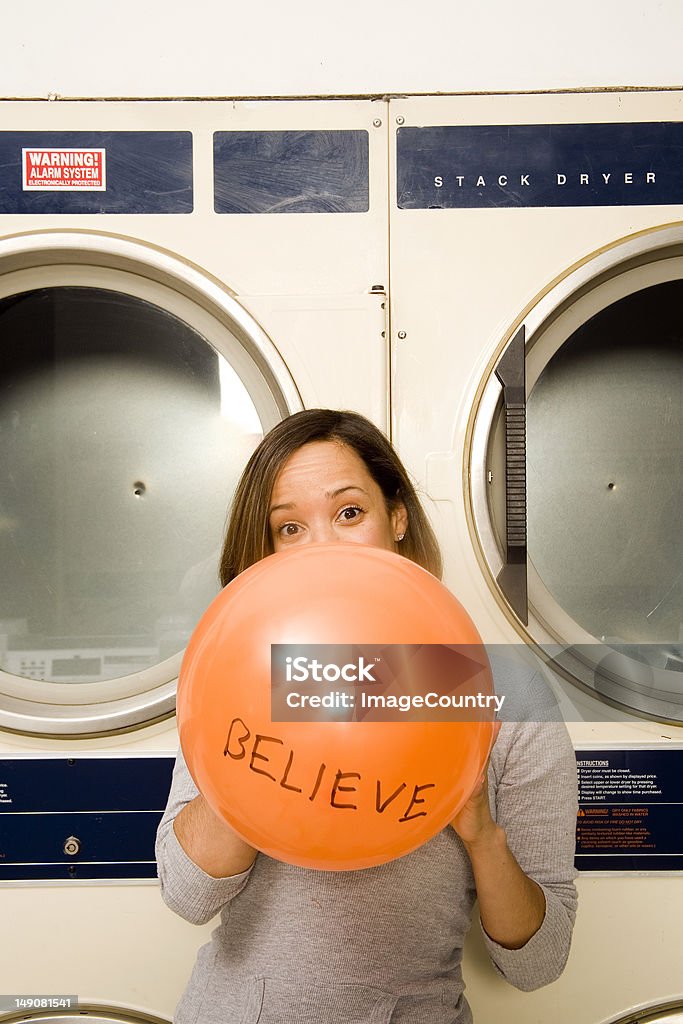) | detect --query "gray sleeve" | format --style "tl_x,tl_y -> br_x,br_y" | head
483,720 -> 579,991
155,745 -> 253,925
